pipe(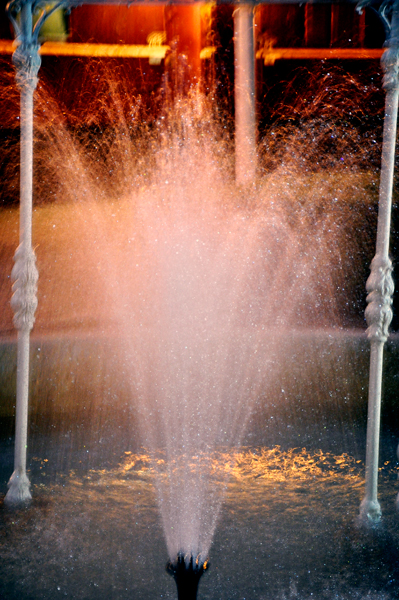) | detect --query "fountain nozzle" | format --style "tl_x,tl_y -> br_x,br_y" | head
166,553 -> 209,600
